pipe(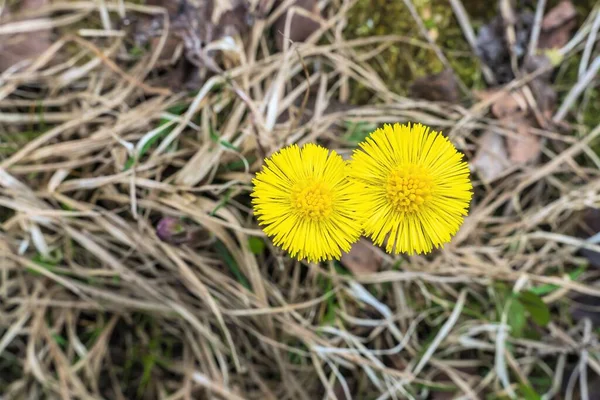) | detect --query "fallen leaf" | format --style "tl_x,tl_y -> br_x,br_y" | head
474,85 -> 549,165
490,90 -> 529,119
472,130 -> 510,182
528,78 -> 557,119
0,0 -> 52,72
134,0 -> 251,88
273,0 -> 321,51
216,0 -> 252,39
212,0 -> 235,24
541,1 -> 577,33
409,69 -> 460,103
476,12 -> 534,84
538,0 -> 577,49
340,239 -> 382,276
506,117 -> 541,164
